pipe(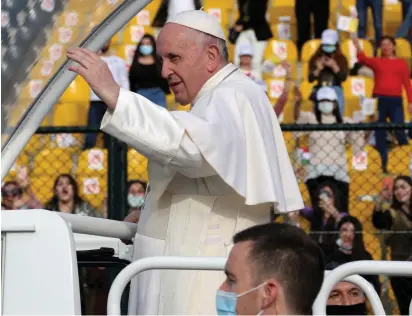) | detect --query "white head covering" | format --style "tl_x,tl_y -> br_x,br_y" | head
321,29 -> 339,45
238,44 -> 254,57
316,87 -> 338,101
166,9 -> 226,41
